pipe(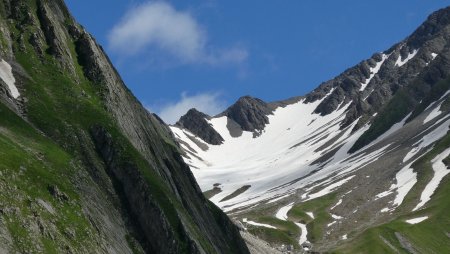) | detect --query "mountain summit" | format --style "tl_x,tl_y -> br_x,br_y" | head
172,6 -> 450,253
